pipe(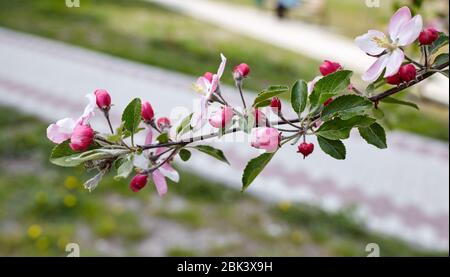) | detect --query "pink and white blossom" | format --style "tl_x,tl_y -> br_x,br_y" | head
209,106 -> 235,128
47,93 -> 96,144
355,6 -> 422,83
191,53 -> 227,130
250,127 -> 280,153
